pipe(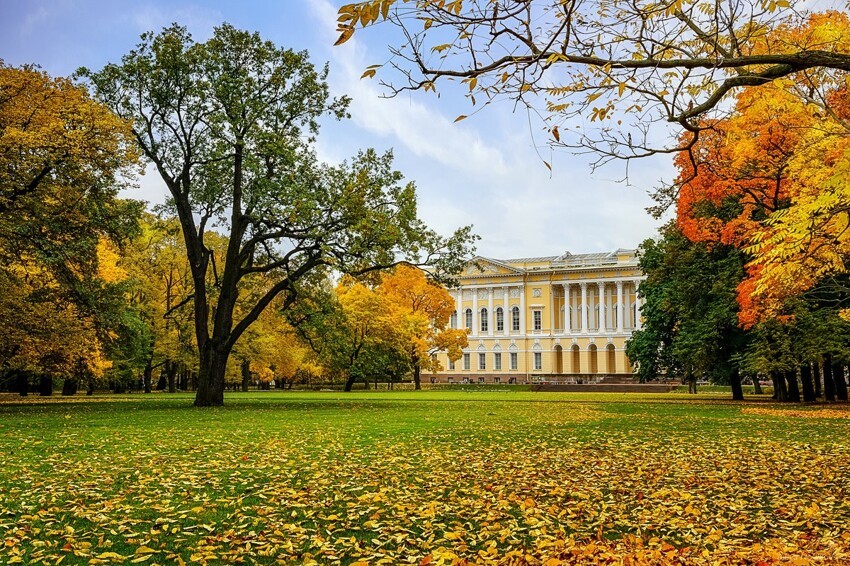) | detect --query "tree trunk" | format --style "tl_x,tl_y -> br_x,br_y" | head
86,381 -> 94,395
784,370 -> 800,403
813,362 -> 822,398
730,368 -> 744,401
751,376 -> 763,395
823,355 -> 836,402
344,372 -> 357,392
39,375 -> 53,396
686,371 -> 697,394
241,359 -> 251,392
800,364 -> 816,403
194,345 -> 227,407
143,359 -> 153,394
62,379 -> 78,396
833,363 -> 848,401
167,360 -> 177,393
156,370 -> 167,390
413,364 -> 422,391
771,370 -> 787,402
16,371 -> 28,396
